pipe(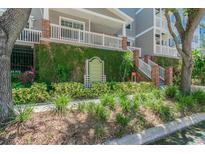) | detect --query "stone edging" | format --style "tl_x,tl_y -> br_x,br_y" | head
105,113 -> 205,145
